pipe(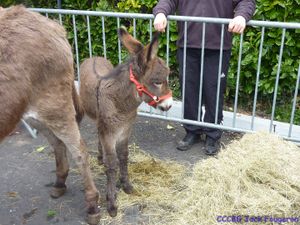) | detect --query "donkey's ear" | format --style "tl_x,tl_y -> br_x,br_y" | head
144,32 -> 160,62
118,27 -> 143,54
